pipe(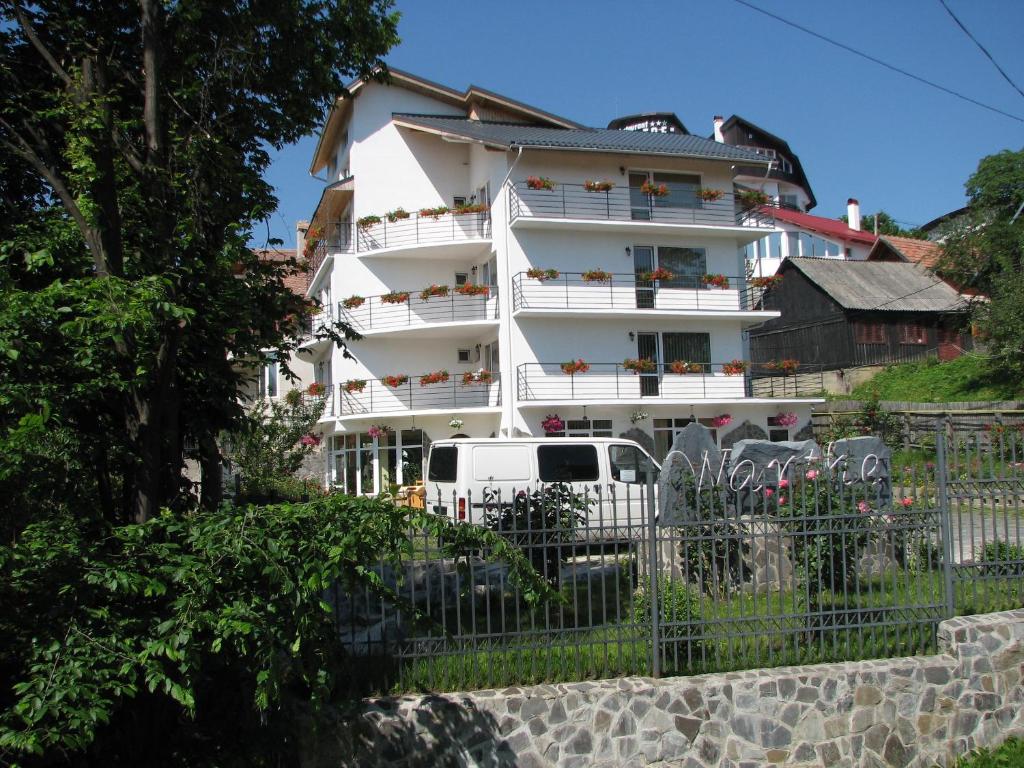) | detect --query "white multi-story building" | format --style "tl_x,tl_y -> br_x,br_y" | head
298,70 -> 819,494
